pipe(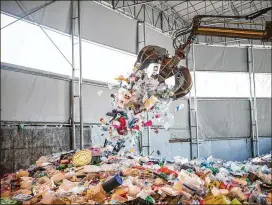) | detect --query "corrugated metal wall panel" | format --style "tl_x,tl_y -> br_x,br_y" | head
197,100 -> 251,139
